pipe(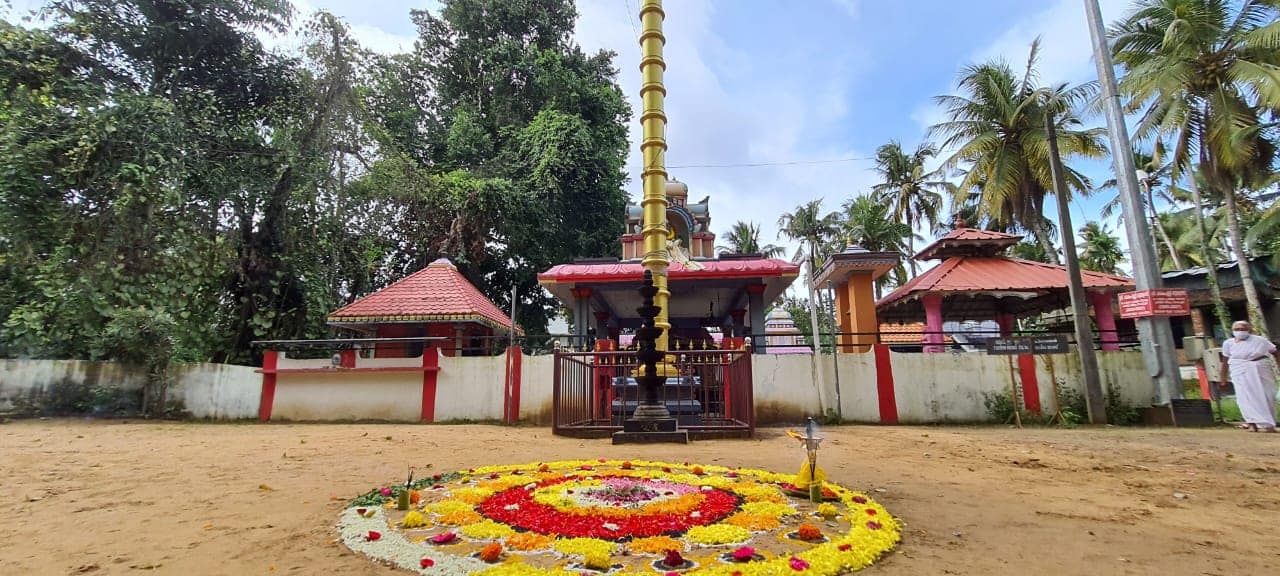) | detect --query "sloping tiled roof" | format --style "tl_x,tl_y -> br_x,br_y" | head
878,256 -> 1134,309
914,227 -> 1023,260
538,258 -> 800,284
878,323 -> 955,344
327,259 -> 515,332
